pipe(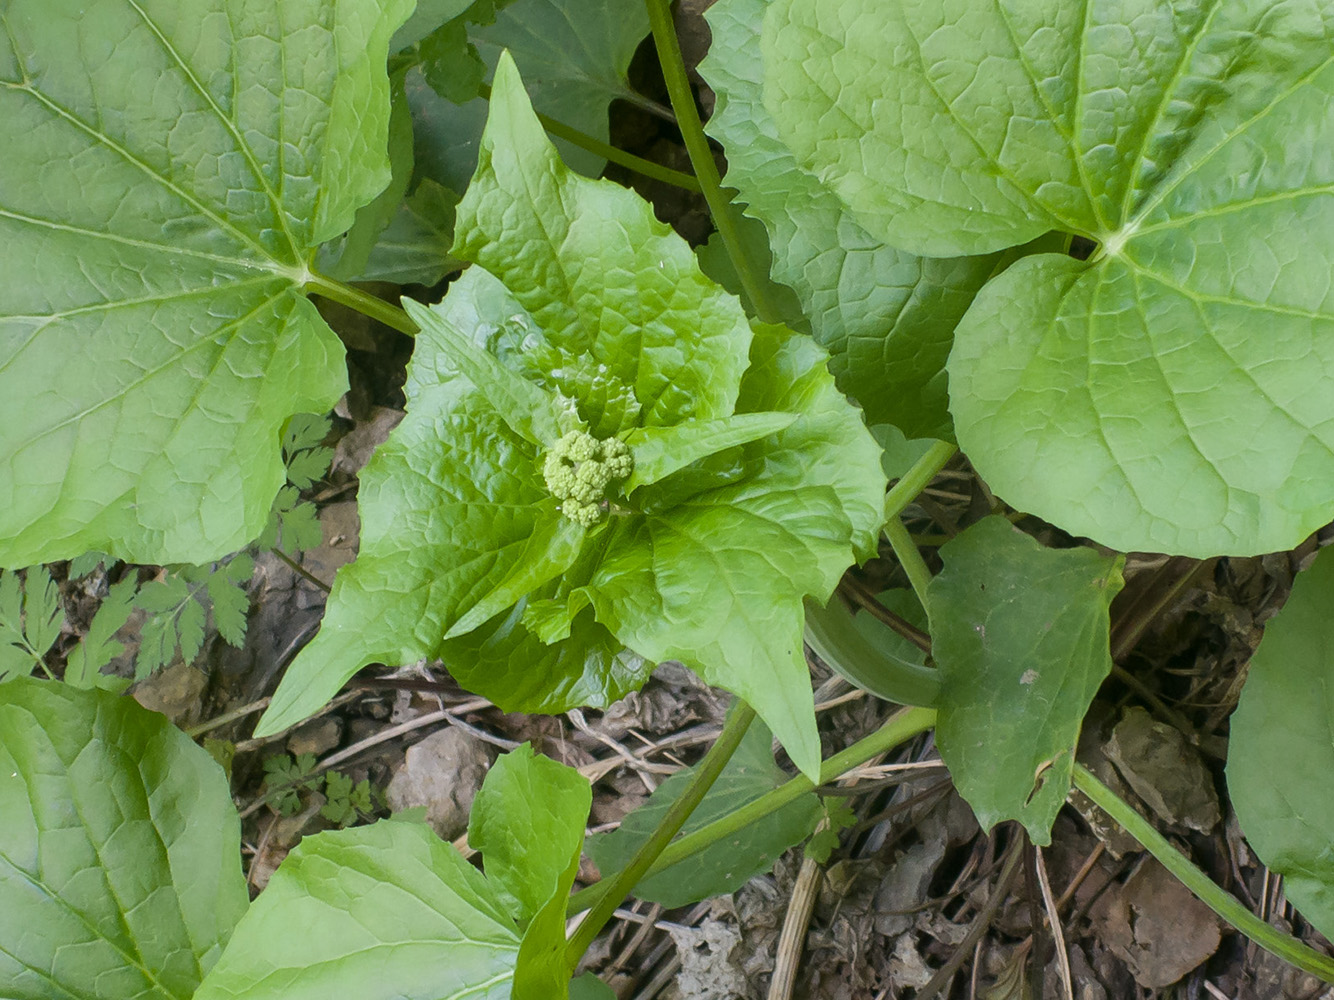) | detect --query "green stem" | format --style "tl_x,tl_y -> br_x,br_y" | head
645,0 -> 777,323
476,82 -> 700,192
303,273 -> 418,336
564,702 -> 758,969
567,706 -> 937,916
883,515 -> 934,610
1072,764 -> 1334,981
884,440 -> 957,523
